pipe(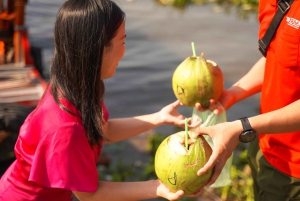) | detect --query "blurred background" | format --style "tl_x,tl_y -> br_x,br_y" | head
1,0 -> 261,200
